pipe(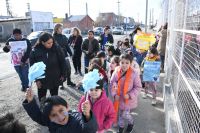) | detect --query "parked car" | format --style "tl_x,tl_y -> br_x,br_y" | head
27,31 -> 43,47
93,27 -> 104,35
112,27 -> 124,35
62,28 -> 71,39
43,29 -> 53,34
